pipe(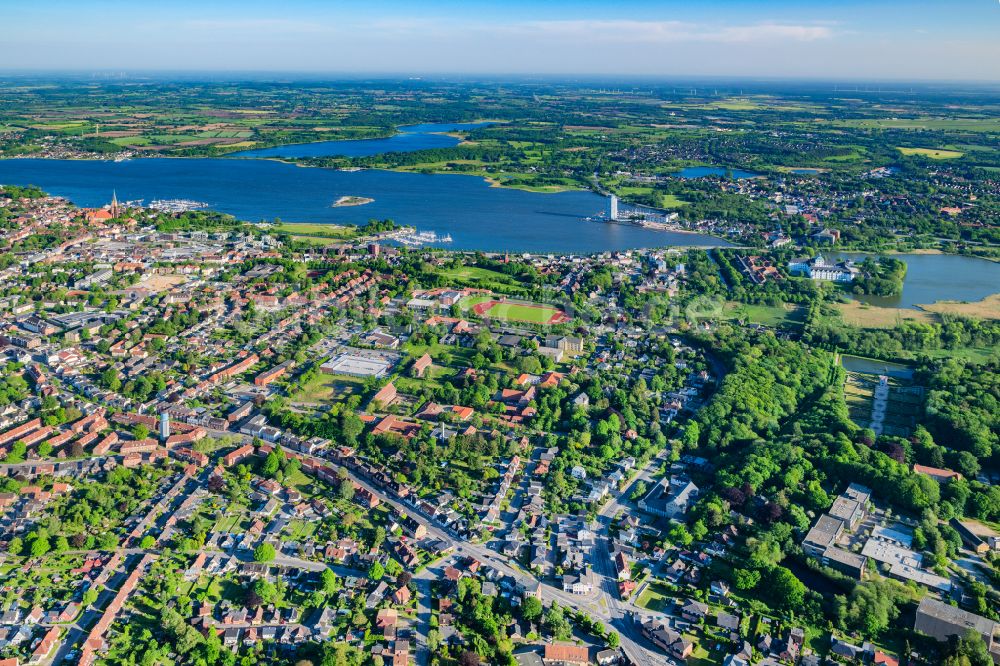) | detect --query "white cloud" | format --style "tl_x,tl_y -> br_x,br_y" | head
714,23 -> 834,43
510,19 -> 834,44
181,18 -> 329,34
